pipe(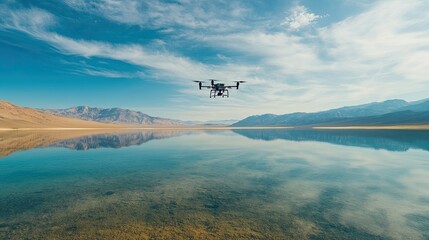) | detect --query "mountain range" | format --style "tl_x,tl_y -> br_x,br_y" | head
0,100 -> 118,129
42,106 -> 183,126
2,98 -> 429,128
183,119 -> 239,126
233,98 -> 429,127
